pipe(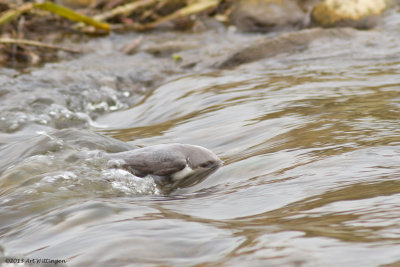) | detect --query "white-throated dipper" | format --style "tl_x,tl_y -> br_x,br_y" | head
105,143 -> 222,188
